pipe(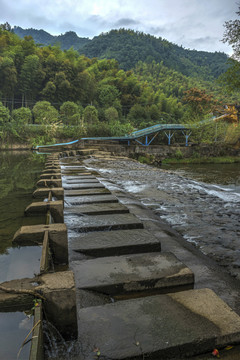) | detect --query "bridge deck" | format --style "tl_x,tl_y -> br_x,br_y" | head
34,114 -> 228,149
